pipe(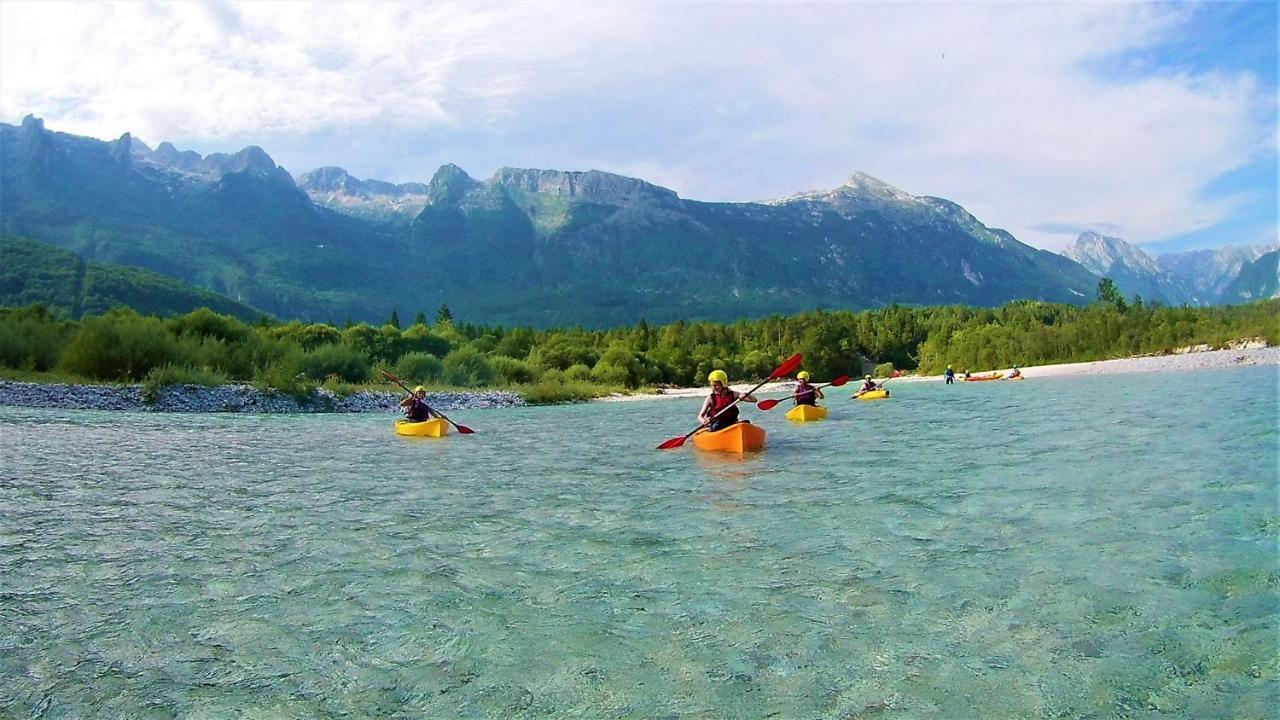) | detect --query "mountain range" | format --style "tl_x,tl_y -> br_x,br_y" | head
0,116 -> 1271,326
1060,232 -> 1276,306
